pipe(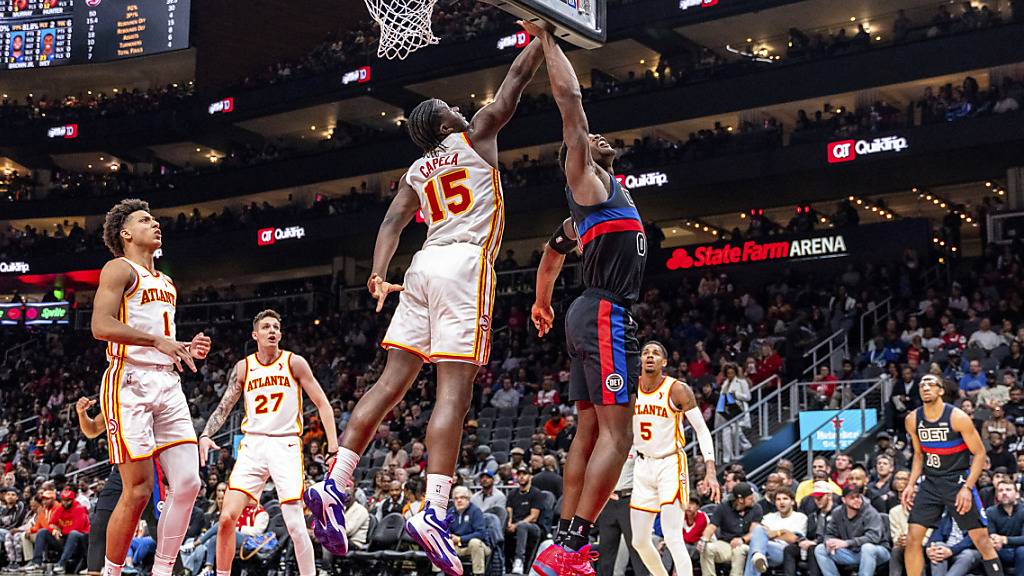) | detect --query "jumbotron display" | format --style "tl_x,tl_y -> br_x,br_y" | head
0,0 -> 189,70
